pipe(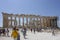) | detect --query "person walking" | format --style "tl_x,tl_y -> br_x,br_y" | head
23,27 -> 27,39
6,28 -> 9,37
11,27 -> 19,40
31,28 -> 32,32
34,28 -> 35,34
52,28 -> 55,36
17,33 -> 20,40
